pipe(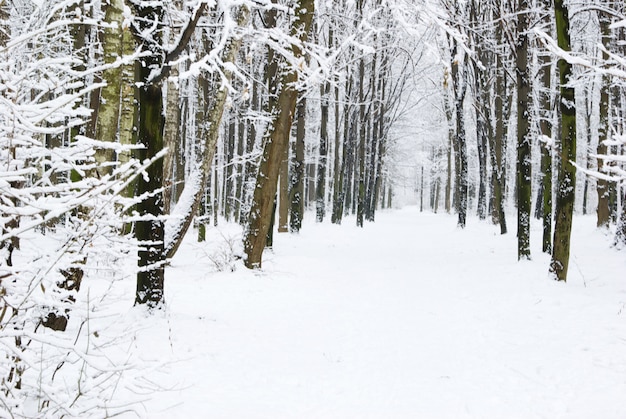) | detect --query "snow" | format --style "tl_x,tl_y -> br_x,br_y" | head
119,208 -> 626,418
